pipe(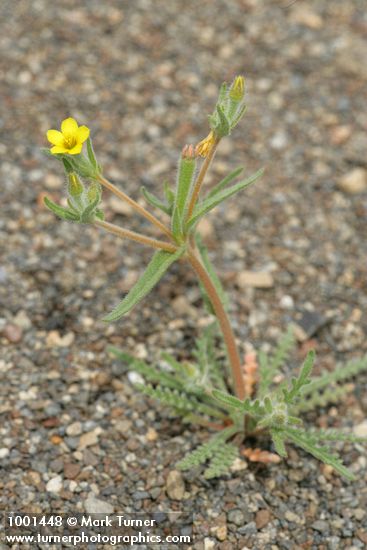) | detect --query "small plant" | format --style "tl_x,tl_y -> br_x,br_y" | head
43,77 -> 367,480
